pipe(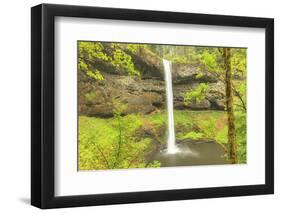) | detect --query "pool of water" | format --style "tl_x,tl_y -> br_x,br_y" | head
152,140 -> 230,167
